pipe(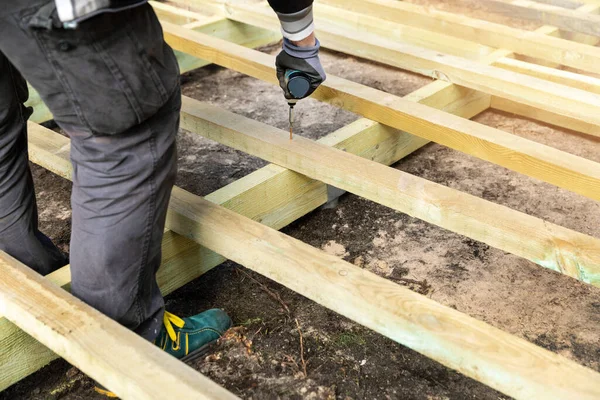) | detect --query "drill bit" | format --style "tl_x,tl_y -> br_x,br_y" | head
288,103 -> 295,140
